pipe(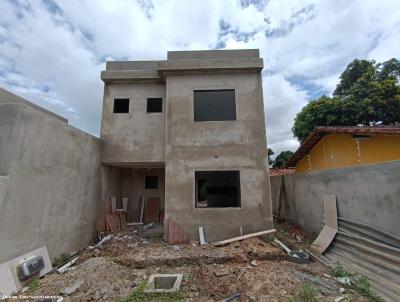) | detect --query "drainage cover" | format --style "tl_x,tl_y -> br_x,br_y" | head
145,274 -> 183,293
